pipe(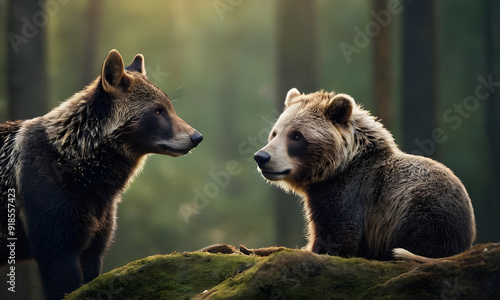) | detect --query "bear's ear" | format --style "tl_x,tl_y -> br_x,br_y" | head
101,49 -> 131,96
326,93 -> 354,124
125,54 -> 146,75
284,88 -> 301,108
